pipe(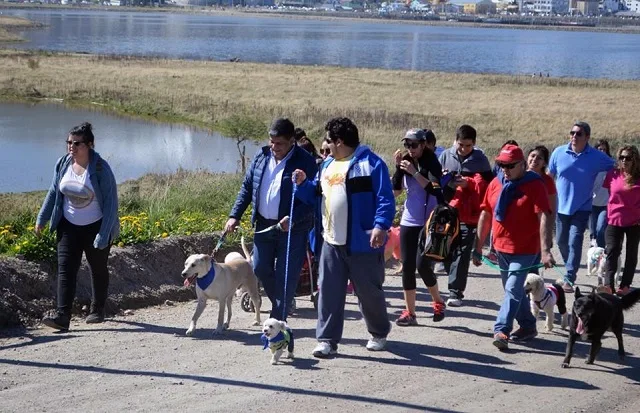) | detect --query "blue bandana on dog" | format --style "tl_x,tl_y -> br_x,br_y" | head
261,330 -> 291,351
196,261 -> 216,290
